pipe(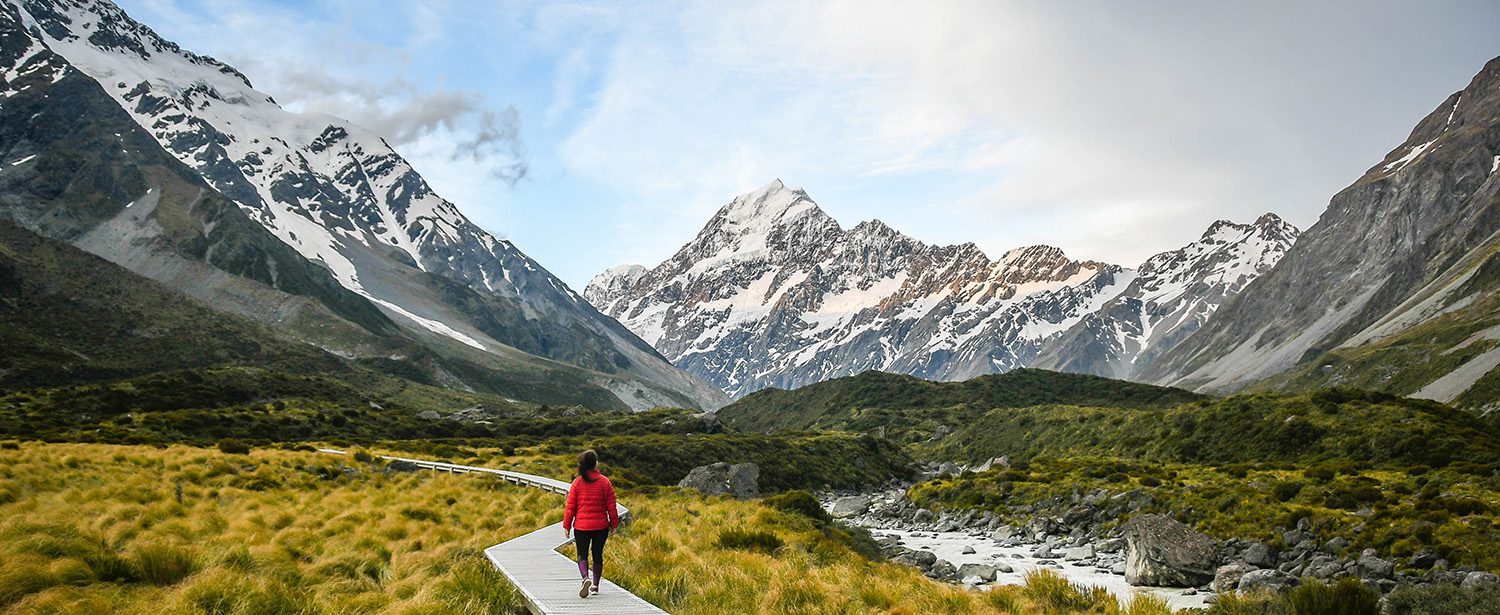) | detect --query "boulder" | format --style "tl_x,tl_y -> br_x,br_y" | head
1121,514 -> 1219,587
1211,563 -> 1257,594
927,559 -> 958,581
895,549 -> 937,569
1408,550 -> 1439,570
961,545 -> 977,555
958,563 -> 998,582
1063,545 -> 1096,561
1241,542 -> 1276,568
990,527 -> 1016,542
677,462 -> 760,499
937,461 -> 962,477
1462,571 -> 1500,591
997,563 -> 1015,574
417,410 -> 441,420
1237,569 -> 1298,594
830,496 -> 872,518
1356,552 -> 1394,580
